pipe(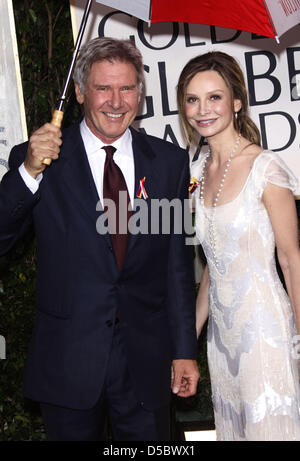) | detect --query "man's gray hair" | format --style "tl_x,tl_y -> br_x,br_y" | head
73,37 -> 145,94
